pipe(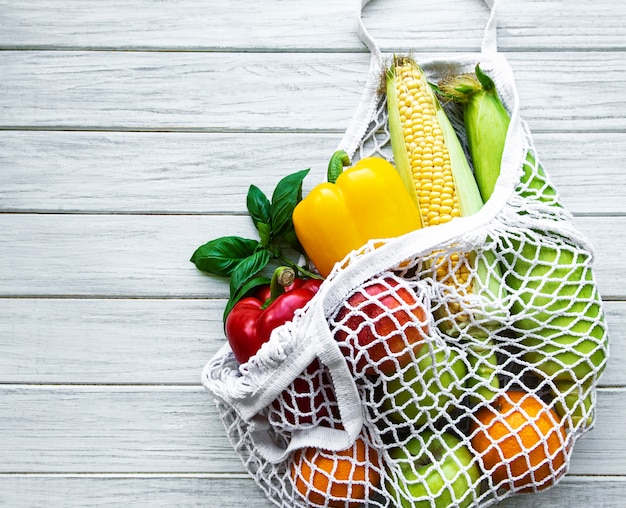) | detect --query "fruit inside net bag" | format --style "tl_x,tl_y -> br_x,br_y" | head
204,96 -> 608,508
202,3 -> 609,503
204,128 -> 608,505
259,255 -> 583,507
